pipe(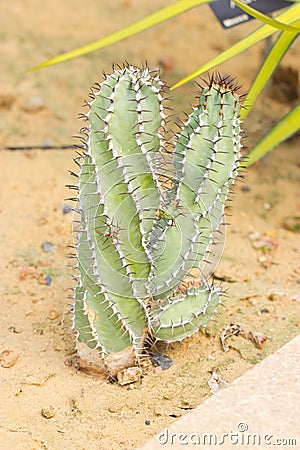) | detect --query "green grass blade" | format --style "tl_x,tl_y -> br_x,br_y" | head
171,3 -> 300,90
28,0 -> 212,70
232,0 -> 300,32
245,104 -> 300,166
241,28 -> 299,119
